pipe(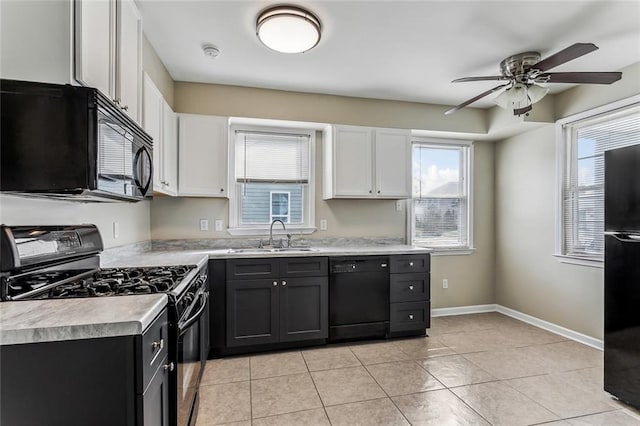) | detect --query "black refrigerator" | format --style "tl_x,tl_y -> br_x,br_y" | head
604,143 -> 640,408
